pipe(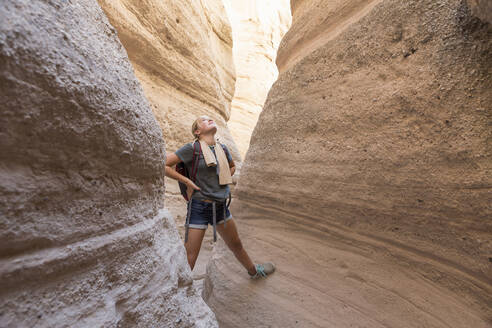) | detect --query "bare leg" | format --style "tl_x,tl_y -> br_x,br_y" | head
184,228 -> 206,270
216,219 -> 256,275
